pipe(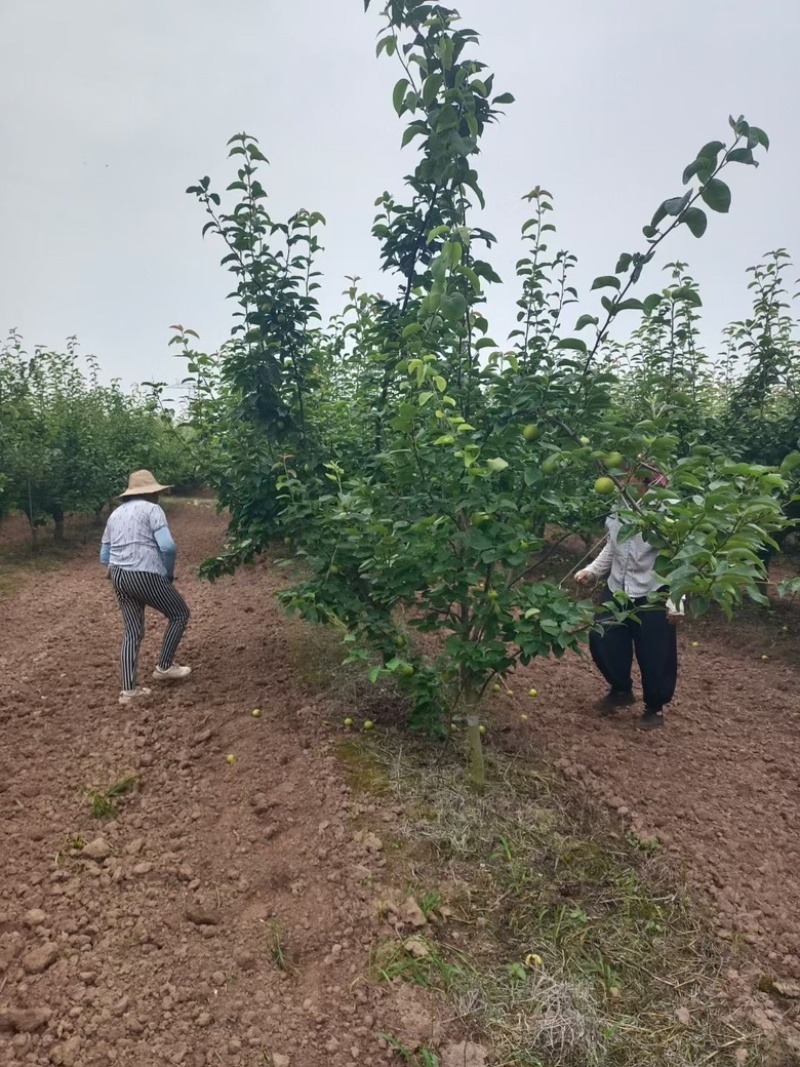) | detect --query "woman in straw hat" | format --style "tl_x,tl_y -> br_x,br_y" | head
100,470 -> 191,705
